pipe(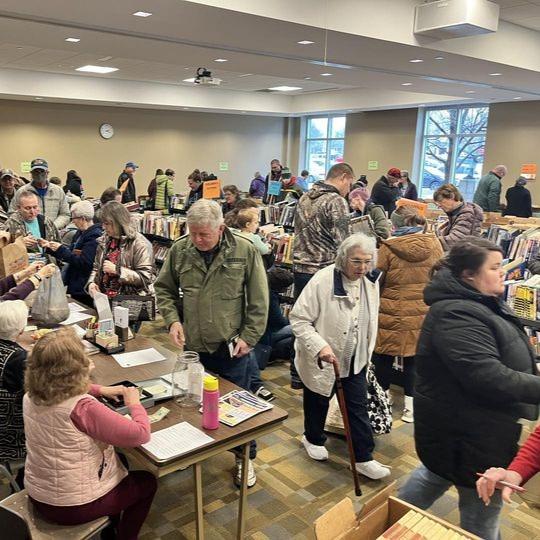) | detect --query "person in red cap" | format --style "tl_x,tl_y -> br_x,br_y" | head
371,168 -> 401,216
